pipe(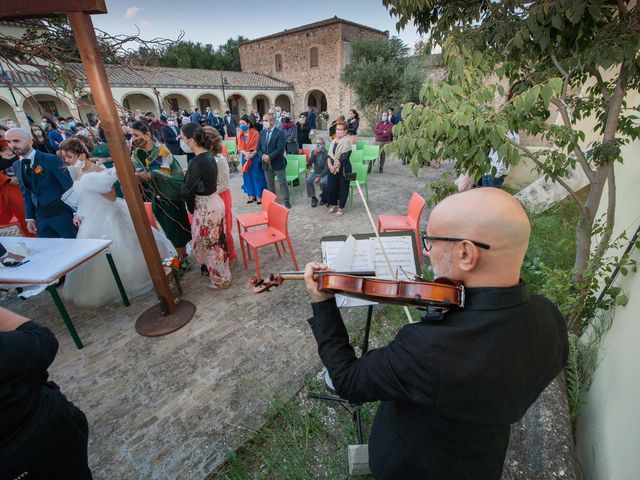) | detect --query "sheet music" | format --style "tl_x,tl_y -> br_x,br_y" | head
321,233 -> 419,308
370,236 -> 417,280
